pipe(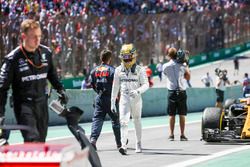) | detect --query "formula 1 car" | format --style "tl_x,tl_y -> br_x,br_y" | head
201,98 -> 250,142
